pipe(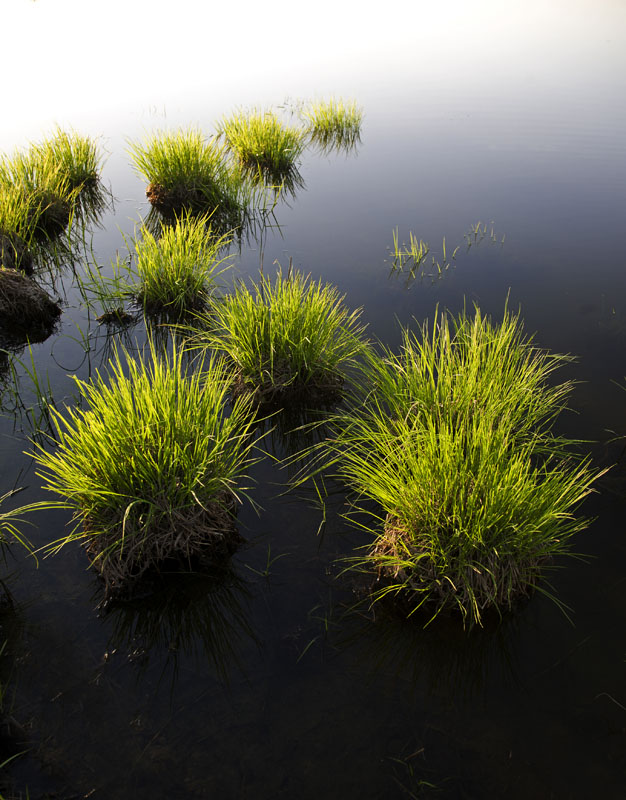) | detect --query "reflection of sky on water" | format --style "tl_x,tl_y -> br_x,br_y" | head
2,0 -> 625,151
